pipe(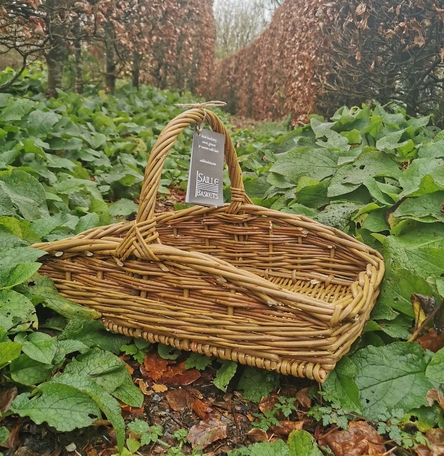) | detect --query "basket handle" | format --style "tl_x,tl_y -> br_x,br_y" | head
115,108 -> 252,262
